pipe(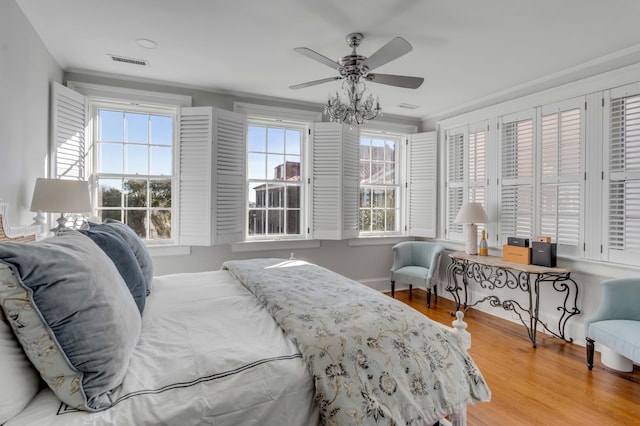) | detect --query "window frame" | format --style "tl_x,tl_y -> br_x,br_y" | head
498,109 -> 536,245
604,82 -> 640,265
89,100 -> 178,244
537,98 -> 585,258
65,81 -> 191,249
358,130 -> 404,237
245,117 -> 310,241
